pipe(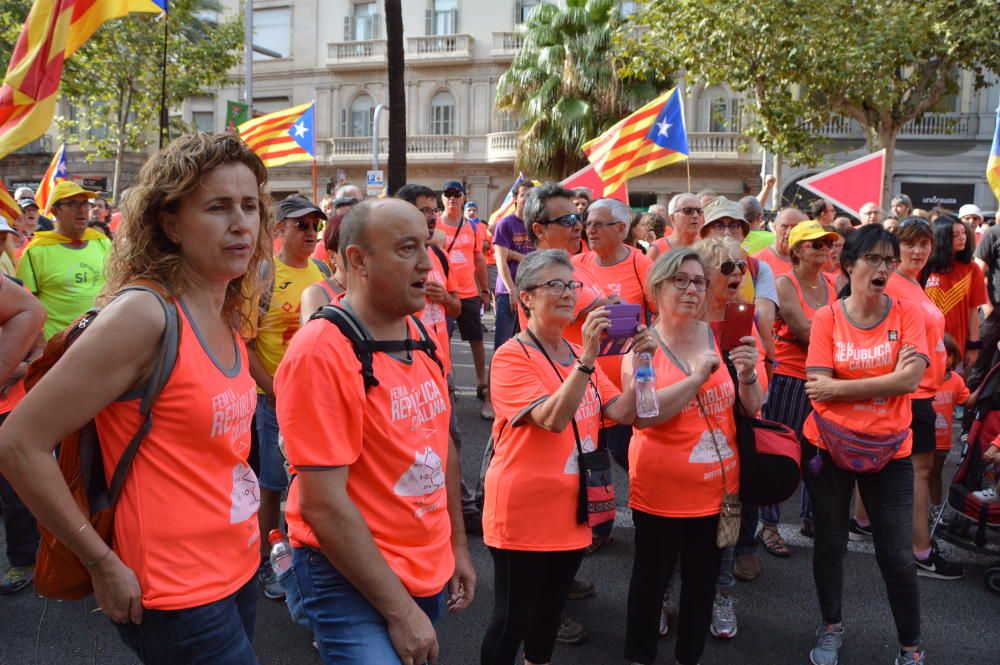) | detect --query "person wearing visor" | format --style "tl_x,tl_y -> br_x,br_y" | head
247,194 -> 330,601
